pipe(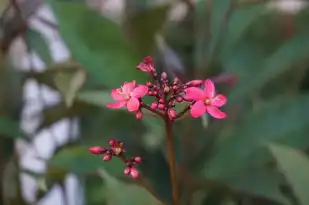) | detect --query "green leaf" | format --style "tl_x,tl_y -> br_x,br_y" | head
99,169 -> 163,205
76,90 -> 114,108
230,29 -> 309,103
126,4 -> 170,55
269,144 -> 309,205
224,3 -> 269,47
50,2 -> 148,87
0,117 -> 30,142
25,28 -> 52,65
49,146 -> 125,176
226,168 -> 288,204
54,69 -> 86,107
207,0 -> 232,60
204,94 -> 309,180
